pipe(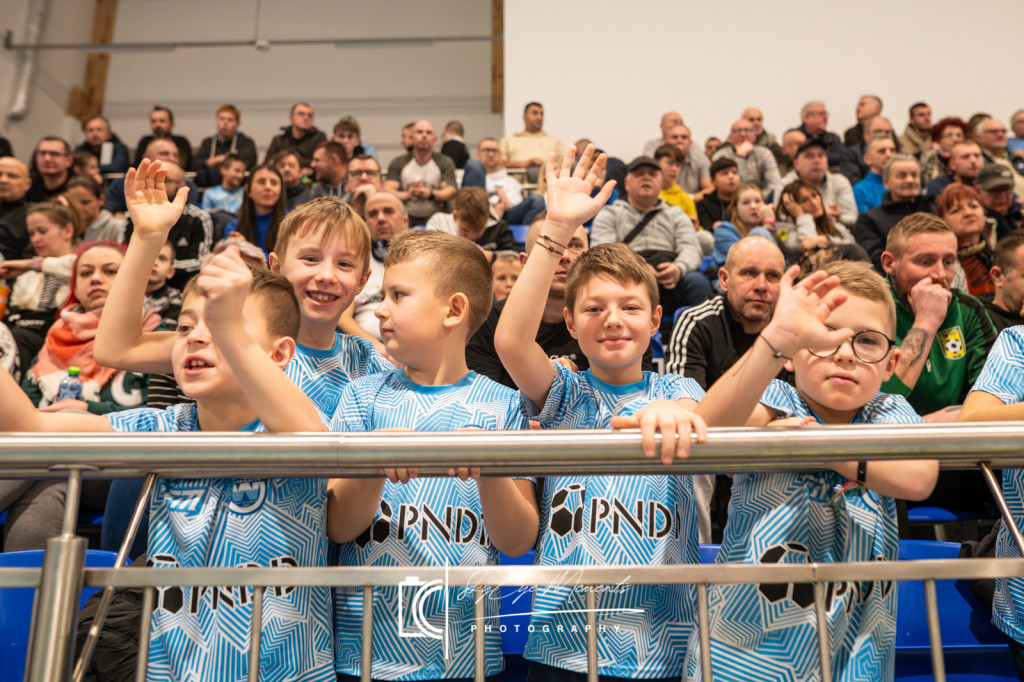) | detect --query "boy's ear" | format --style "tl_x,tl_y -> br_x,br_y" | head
443,292 -> 470,329
268,335 -> 296,370
784,357 -> 795,372
357,265 -> 372,292
562,307 -> 578,339
881,346 -> 901,381
649,304 -> 662,337
268,251 -> 281,274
